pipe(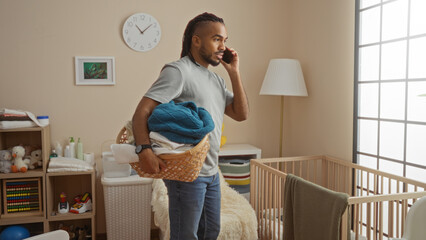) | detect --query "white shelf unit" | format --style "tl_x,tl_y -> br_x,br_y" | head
218,144 -> 261,202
